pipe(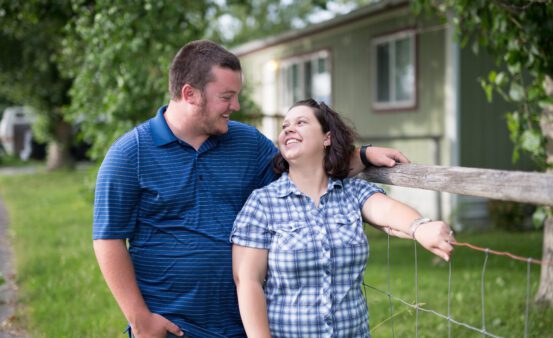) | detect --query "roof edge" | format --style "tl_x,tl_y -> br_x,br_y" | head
232,0 -> 409,57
